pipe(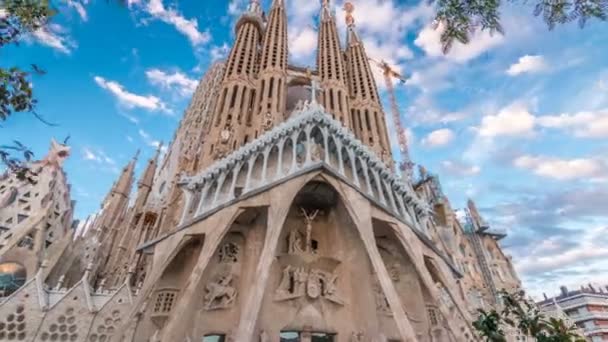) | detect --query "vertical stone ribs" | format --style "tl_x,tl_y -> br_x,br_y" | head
207,4 -> 263,164
317,4 -> 350,129
255,0 -> 288,131
345,23 -> 392,164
